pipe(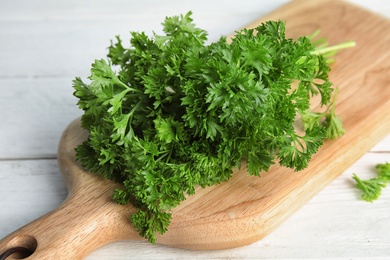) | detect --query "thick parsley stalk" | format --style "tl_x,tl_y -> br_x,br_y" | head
73,12 -> 352,243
